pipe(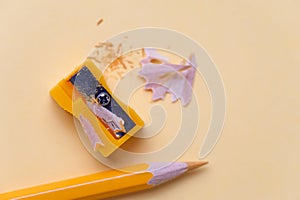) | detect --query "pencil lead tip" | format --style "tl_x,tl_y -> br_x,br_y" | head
186,161 -> 208,171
